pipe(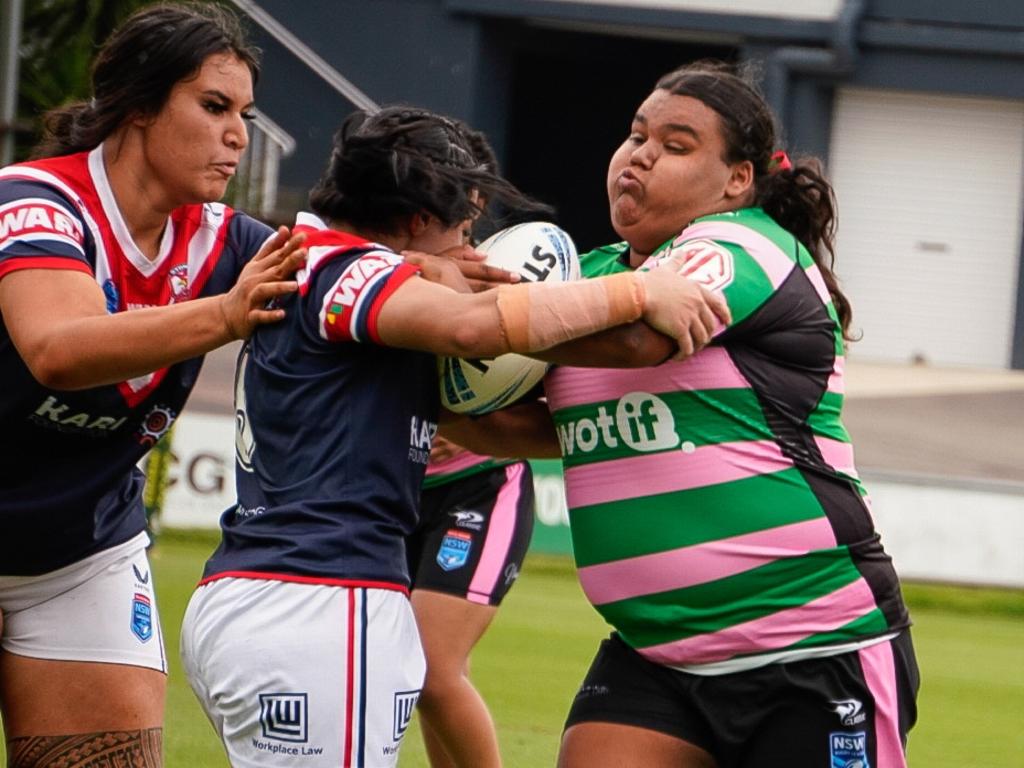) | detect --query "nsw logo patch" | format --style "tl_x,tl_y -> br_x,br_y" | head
130,593 -> 153,642
436,530 -> 473,571
829,731 -> 870,768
